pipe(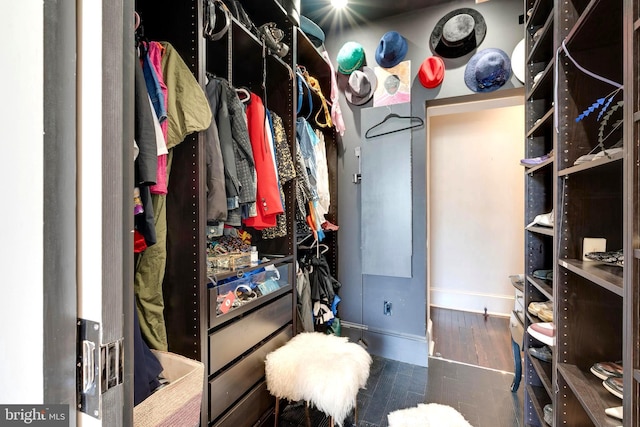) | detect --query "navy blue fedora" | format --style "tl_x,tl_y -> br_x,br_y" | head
375,31 -> 408,68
